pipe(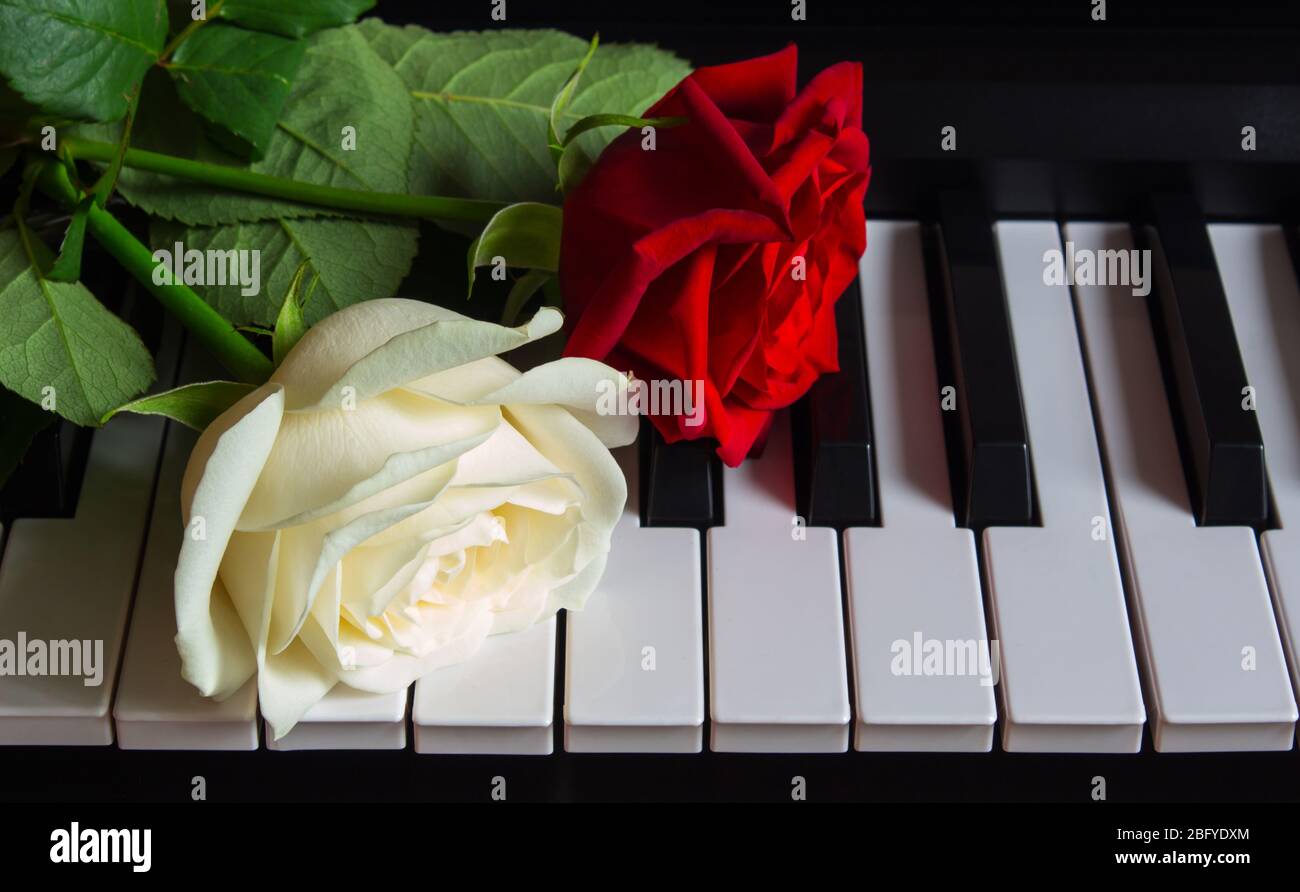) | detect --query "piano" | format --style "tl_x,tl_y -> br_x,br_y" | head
2,0 -> 1300,803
